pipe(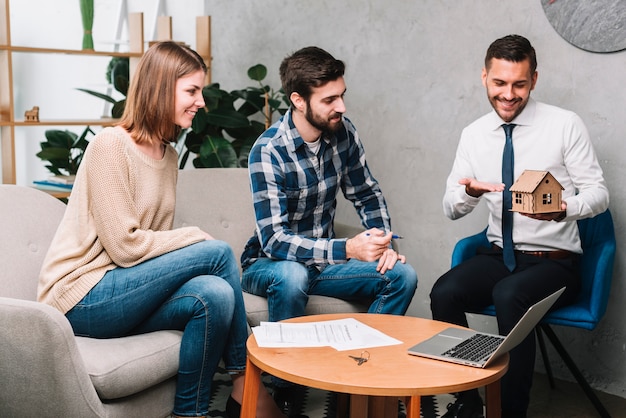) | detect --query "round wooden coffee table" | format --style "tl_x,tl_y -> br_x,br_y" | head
242,313 -> 508,418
